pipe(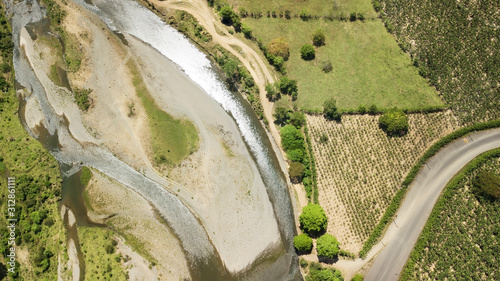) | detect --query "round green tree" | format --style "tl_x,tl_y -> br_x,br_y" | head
379,107 -> 409,136
299,204 -> 327,234
316,234 -> 340,258
312,29 -> 326,47
293,233 -> 313,252
300,44 -> 315,60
